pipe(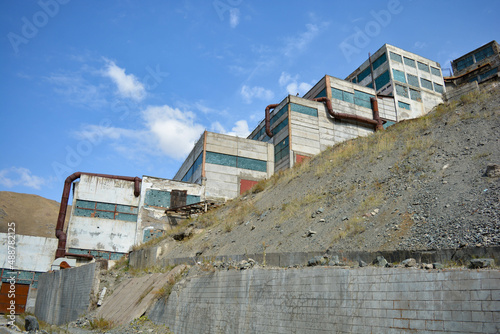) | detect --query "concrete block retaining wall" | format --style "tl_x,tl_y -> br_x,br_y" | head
34,263 -> 98,325
148,266 -> 500,333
